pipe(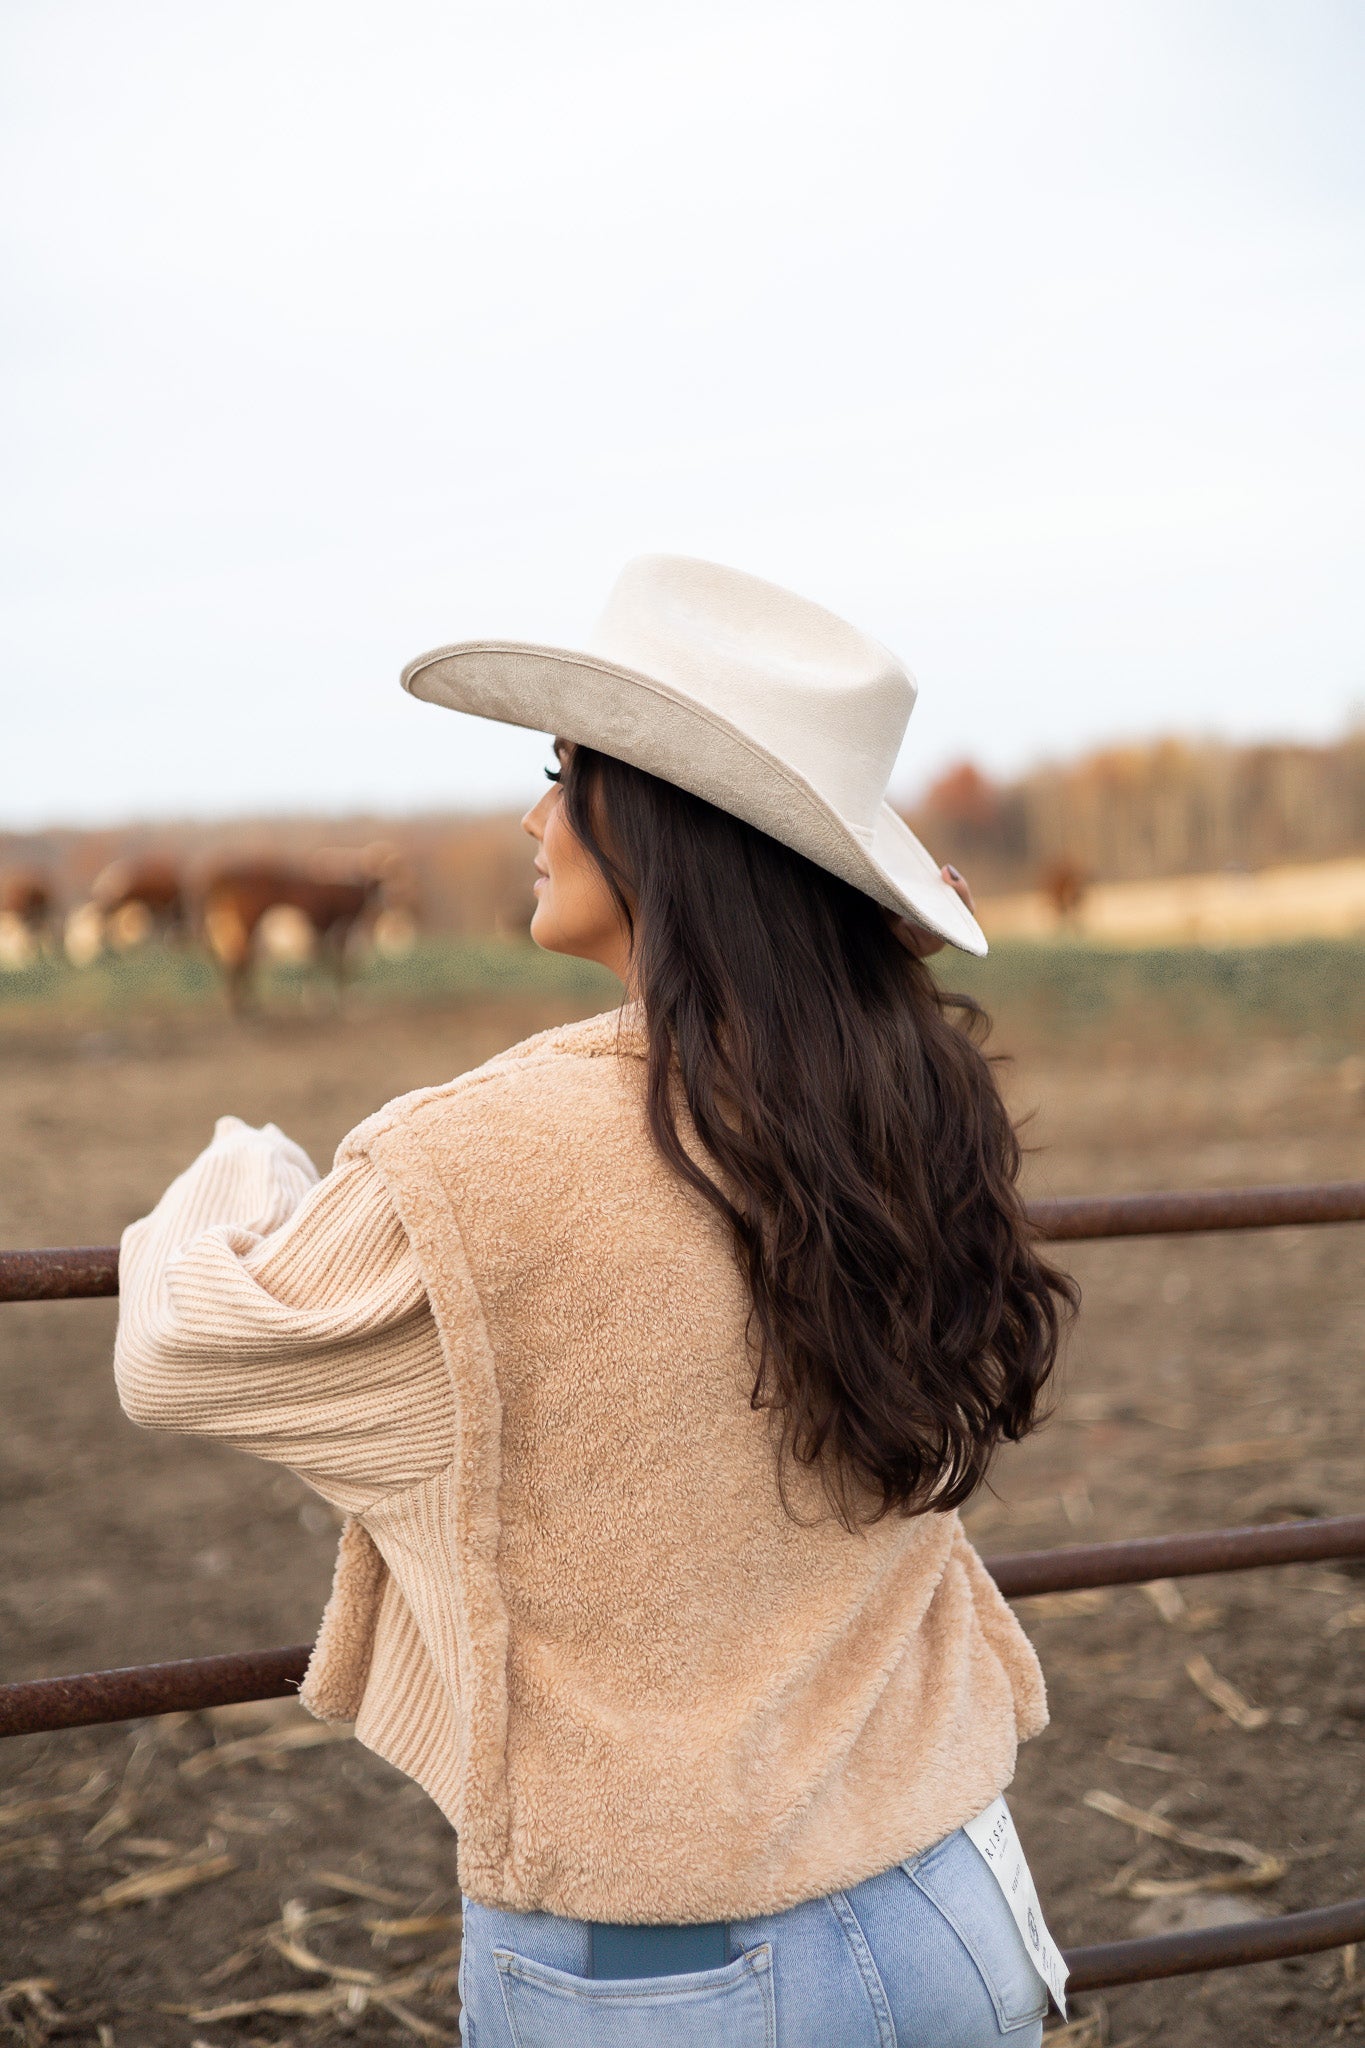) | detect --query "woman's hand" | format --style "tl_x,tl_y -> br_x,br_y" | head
886,867 -> 975,959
